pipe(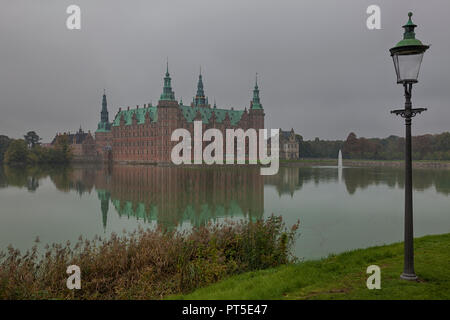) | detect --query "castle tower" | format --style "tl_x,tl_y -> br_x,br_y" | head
97,90 -> 112,132
249,73 -> 264,130
101,90 -> 109,123
251,73 -> 263,110
193,68 -> 208,107
158,61 -> 180,162
95,90 -> 113,161
159,61 -> 176,101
